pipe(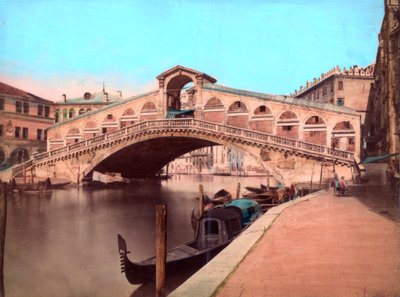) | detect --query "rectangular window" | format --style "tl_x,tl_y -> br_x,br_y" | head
260,106 -> 266,112
44,130 -> 47,140
283,126 -> 292,131
37,129 -> 42,140
22,127 -> 28,139
337,98 -> 345,106
0,125 -> 3,137
338,81 -> 344,90
23,102 -> 29,114
15,126 -> 21,138
102,127 -> 107,134
44,106 -> 50,117
348,138 -> 355,145
38,105 -> 43,116
16,101 -> 22,113
0,98 -> 4,110
322,86 -> 327,95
